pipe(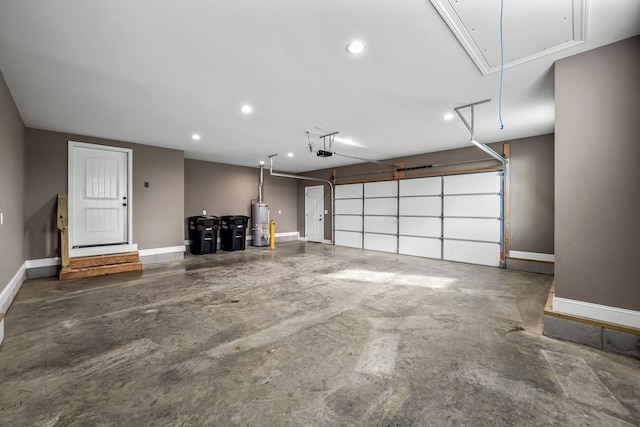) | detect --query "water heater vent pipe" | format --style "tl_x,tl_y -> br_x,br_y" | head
258,164 -> 264,203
